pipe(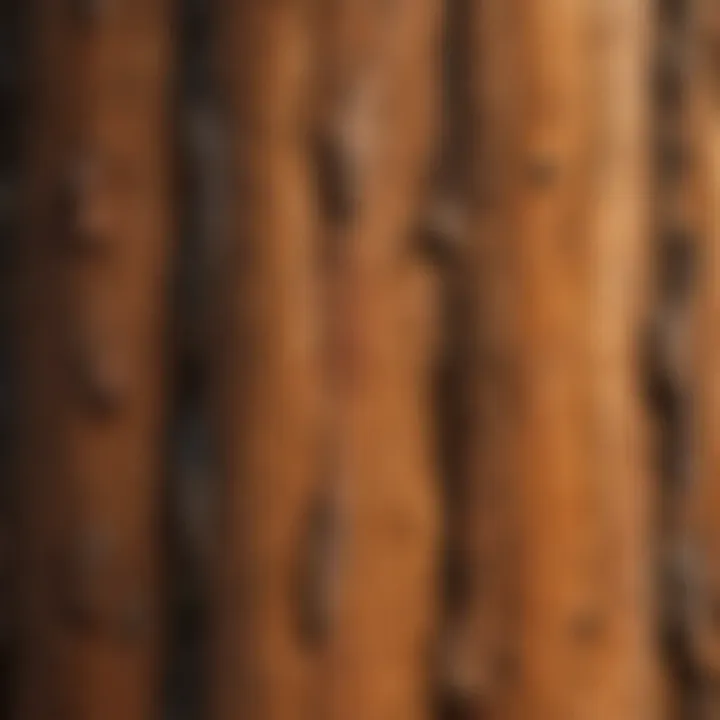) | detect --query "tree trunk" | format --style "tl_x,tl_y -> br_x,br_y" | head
208,2 -> 323,719
685,0 -> 720,715
15,3 -> 175,719
210,2 -> 444,719
313,2 -> 444,719
584,1 -> 655,716
457,1 -> 655,717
